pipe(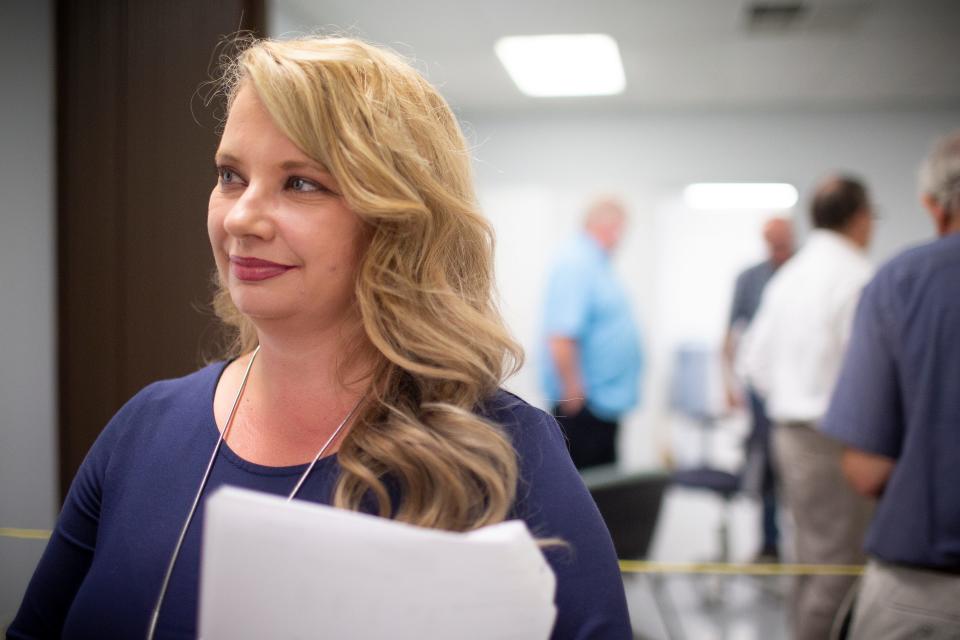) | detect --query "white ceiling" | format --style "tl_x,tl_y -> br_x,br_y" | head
271,0 -> 960,113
